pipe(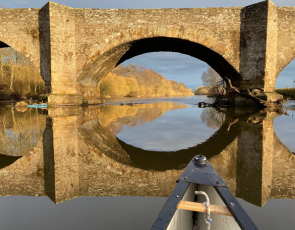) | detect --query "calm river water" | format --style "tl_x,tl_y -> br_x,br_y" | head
0,95 -> 294,230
